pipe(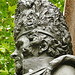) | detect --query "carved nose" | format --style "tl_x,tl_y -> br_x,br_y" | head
11,51 -> 18,59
